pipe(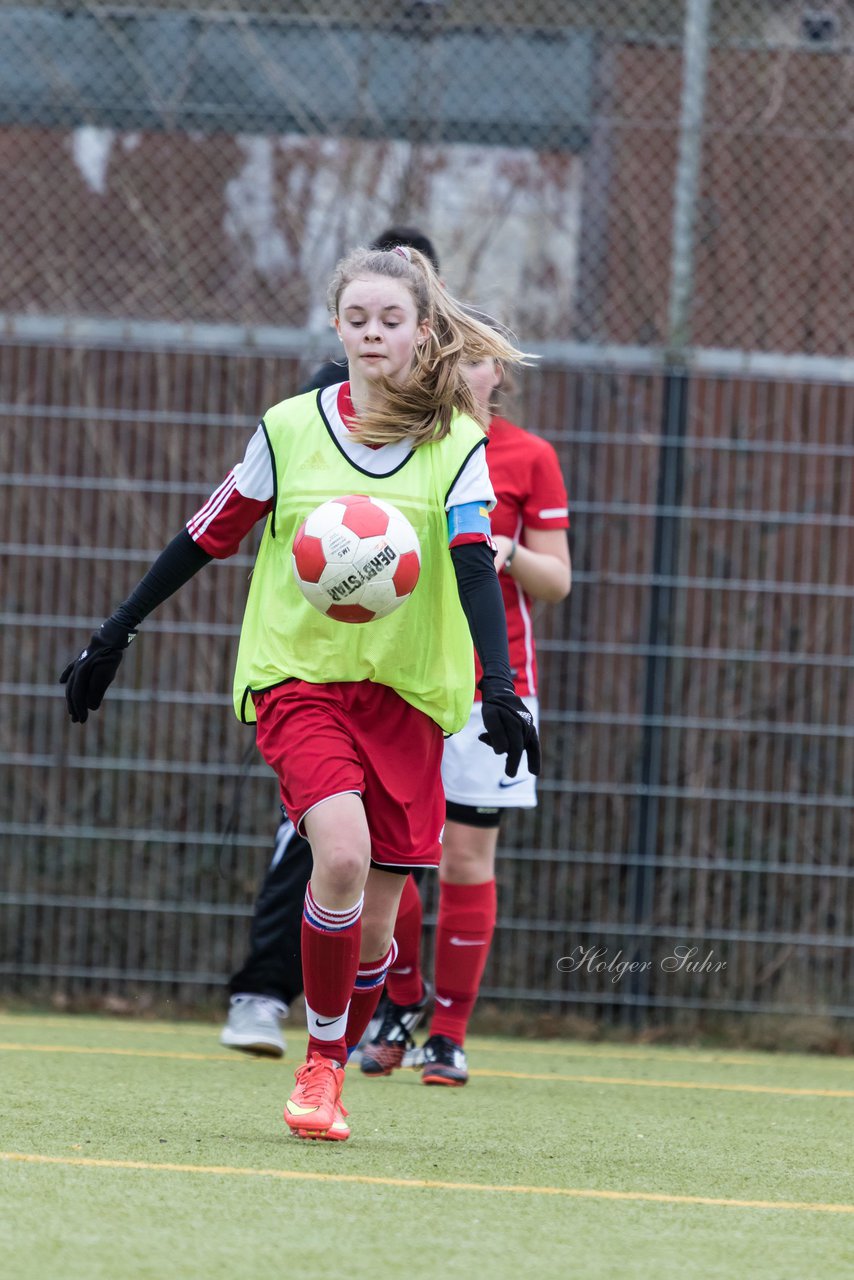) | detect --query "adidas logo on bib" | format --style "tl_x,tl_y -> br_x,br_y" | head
303,451 -> 328,472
